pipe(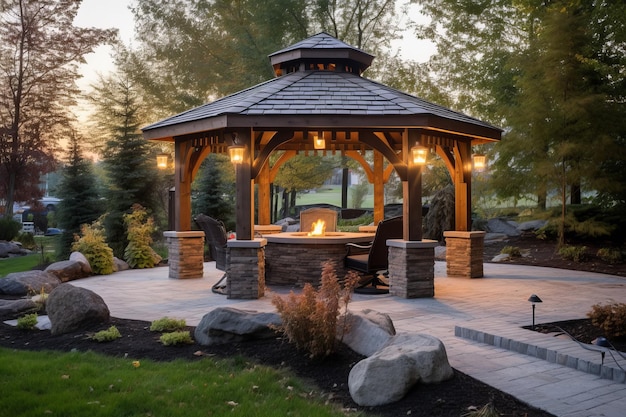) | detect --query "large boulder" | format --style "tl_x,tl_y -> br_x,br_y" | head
485,218 -> 521,237
194,307 -> 281,346
0,241 -> 28,258
69,252 -> 92,274
45,260 -> 91,282
113,257 -> 130,272
0,270 -> 61,296
340,309 -> 396,357
348,333 -> 454,406
0,298 -> 40,320
46,284 -> 110,335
